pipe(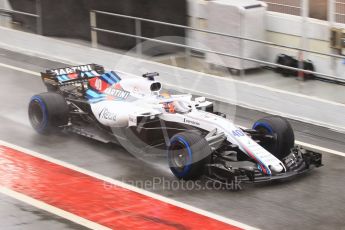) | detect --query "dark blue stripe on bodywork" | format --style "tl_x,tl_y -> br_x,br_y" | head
100,71 -> 121,85
85,89 -> 106,100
